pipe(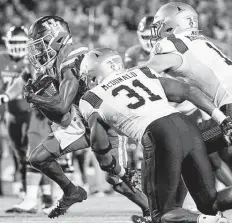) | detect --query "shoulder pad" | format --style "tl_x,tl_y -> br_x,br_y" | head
151,38 -> 177,55
57,43 -> 88,78
152,34 -> 189,55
